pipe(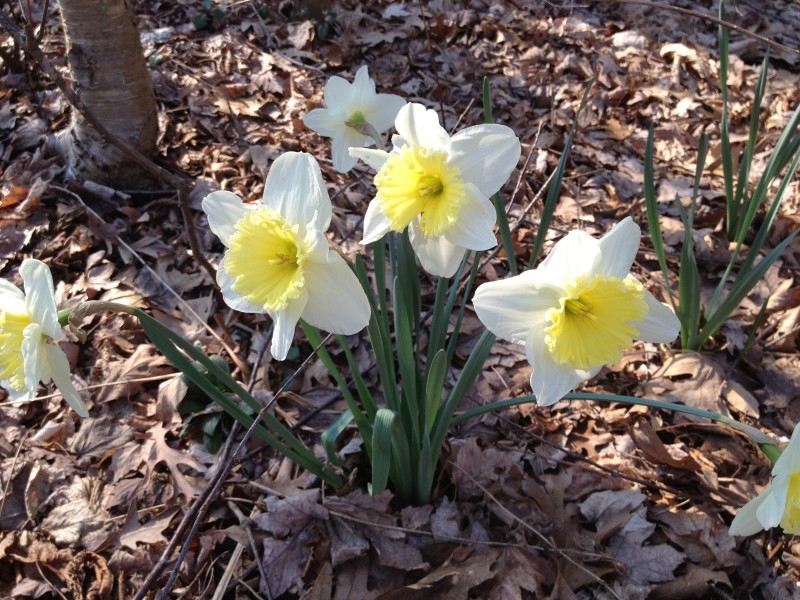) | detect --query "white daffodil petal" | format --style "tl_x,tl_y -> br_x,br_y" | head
44,344 -> 89,417
535,230 -> 601,288
332,127 -> 368,173
449,124 -> 521,197
349,147 -> 390,171
635,290 -> 681,342
217,260 -> 268,313
390,134 -> 407,149
323,75 -> 353,119
0,278 -> 25,302
755,474 -> 788,529
302,256 -> 370,335
361,201 -> 393,245
270,297 -> 307,361
442,184 -> 497,250
351,65 -> 376,98
527,334 -> 589,407
21,323 -> 46,394
408,225 -> 465,278
367,94 -> 407,132
21,259 -> 61,339
730,489 -> 772,536
303,108 -> 342,137
779,426 -> 800,475
394,103 -> 450,151
202,191 -> 249,247
263,152 -> 331,231
597,217 -> 640,278
473,272 -> 557,344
